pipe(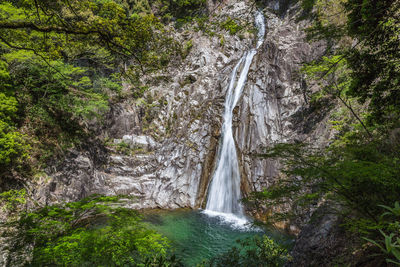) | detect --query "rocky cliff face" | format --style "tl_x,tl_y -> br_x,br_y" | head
33,0 -> 330,213
237,7 -> 316,195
